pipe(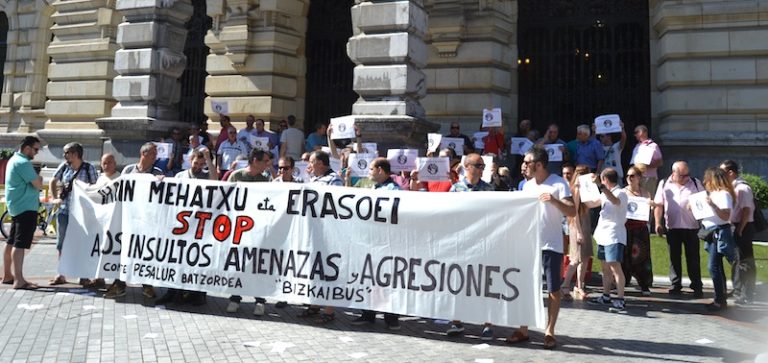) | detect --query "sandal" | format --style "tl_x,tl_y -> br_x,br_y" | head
543,335 -> 557,350
49,276 -> 67,286
313,312 -> 335,324
505,330 -> 530,344
14,282 -> 39,290
298,307 -> 320,318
